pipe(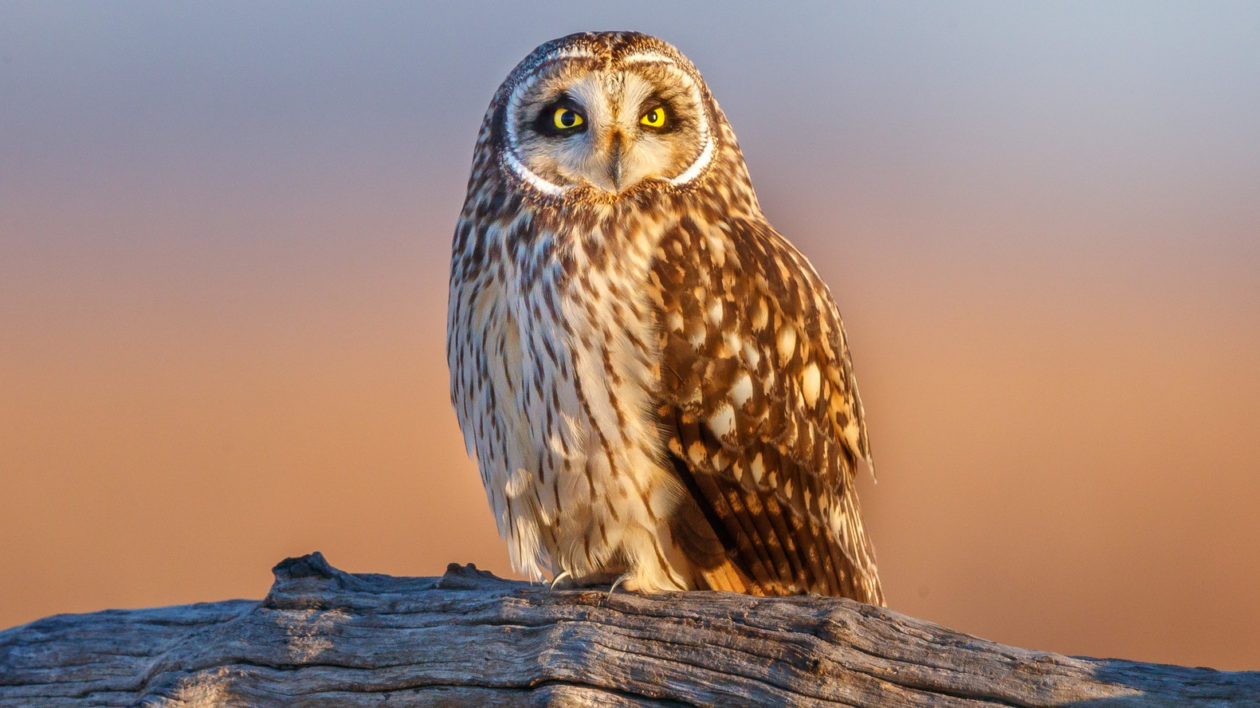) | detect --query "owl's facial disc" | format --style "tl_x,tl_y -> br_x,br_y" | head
505,59 -> 713,197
